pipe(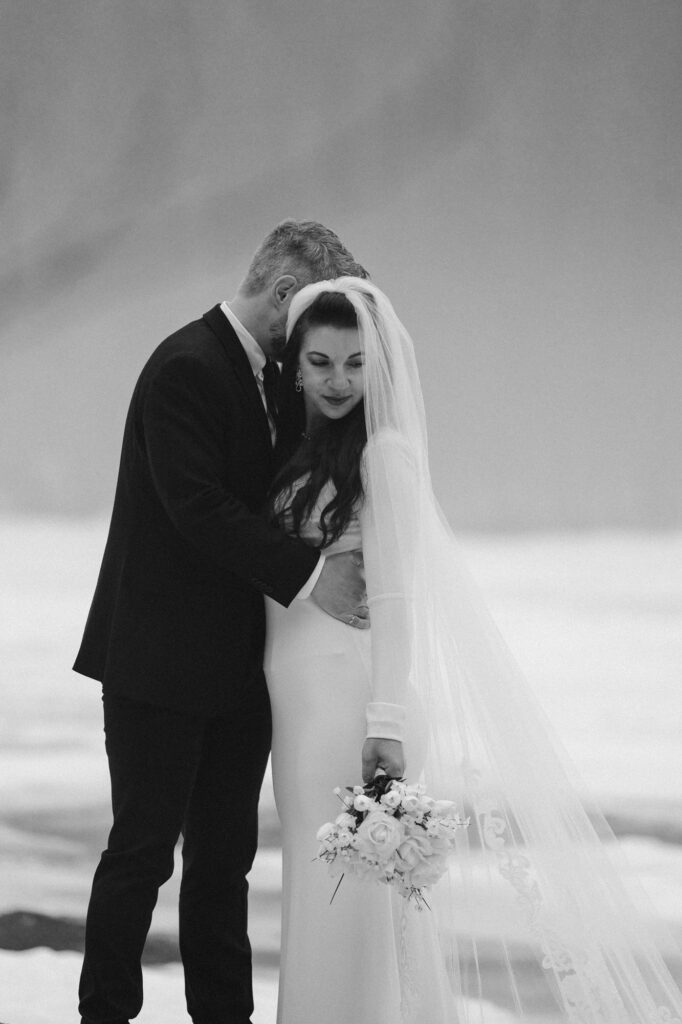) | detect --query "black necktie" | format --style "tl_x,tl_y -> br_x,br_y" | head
262,360 -> 279,436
